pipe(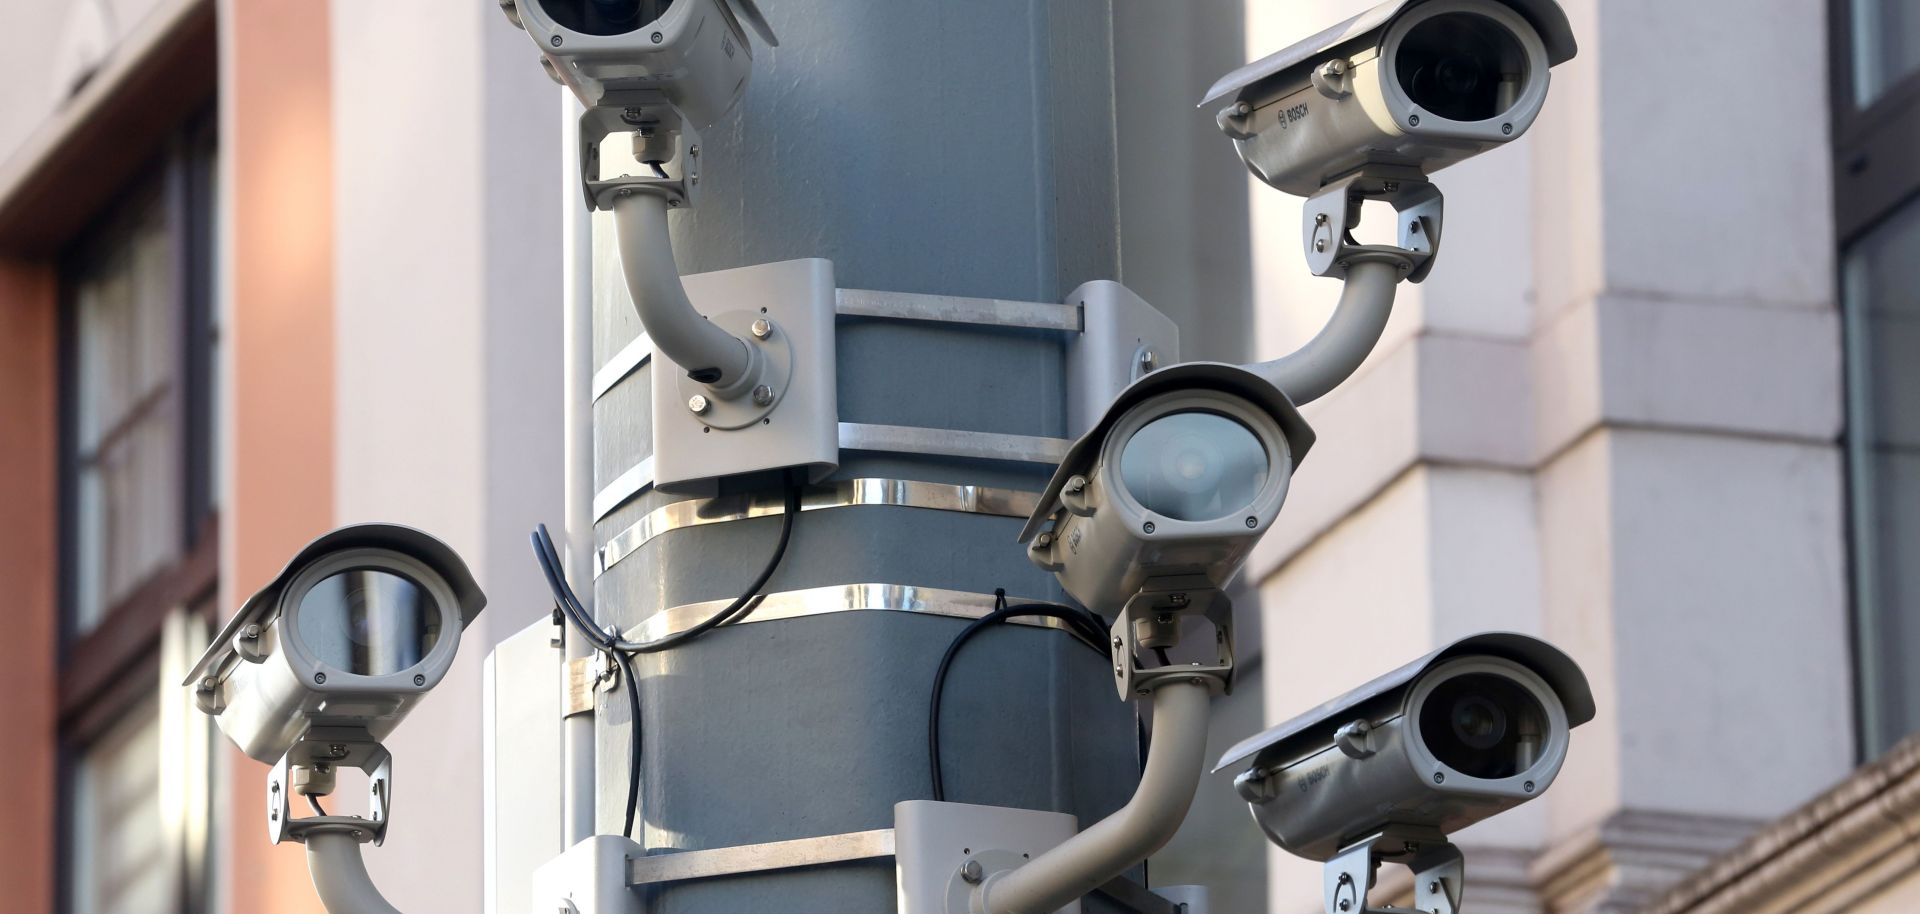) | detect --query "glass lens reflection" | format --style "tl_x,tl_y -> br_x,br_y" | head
1417,673 -> 1547,780
1119,412 -> 1269,522
1395,13 -> 1529,122
539,0 -> 673,36
297,568 -> 440,676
